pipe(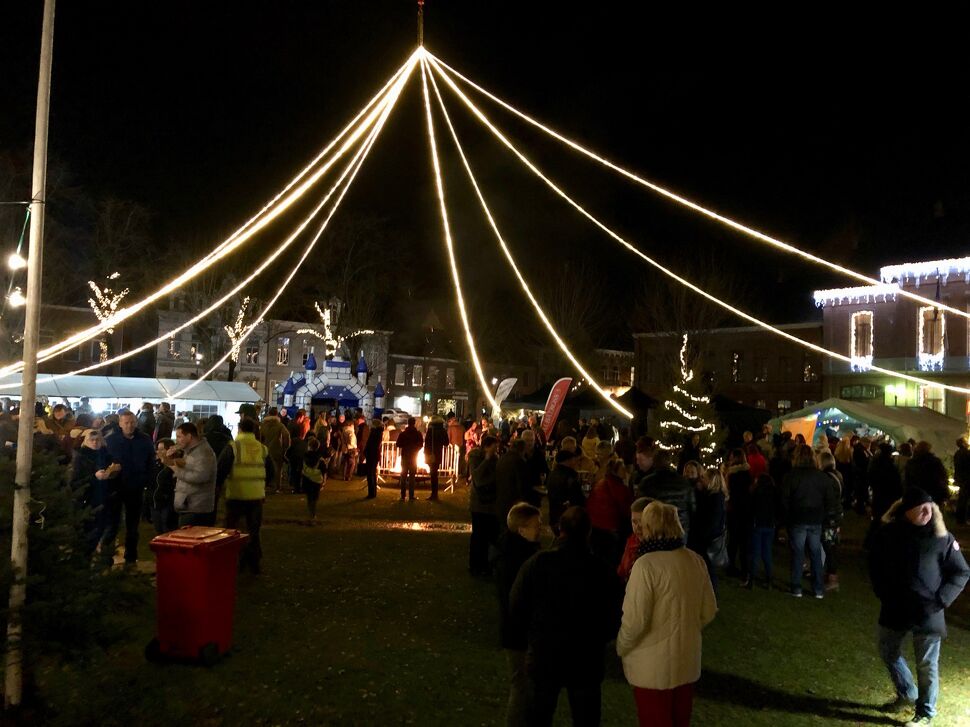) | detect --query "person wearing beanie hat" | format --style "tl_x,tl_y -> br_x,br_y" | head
868,487 -> 969,725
